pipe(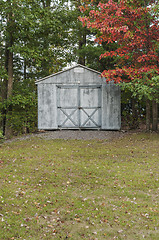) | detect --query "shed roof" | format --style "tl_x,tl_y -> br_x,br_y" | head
35,64 -> 102,84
